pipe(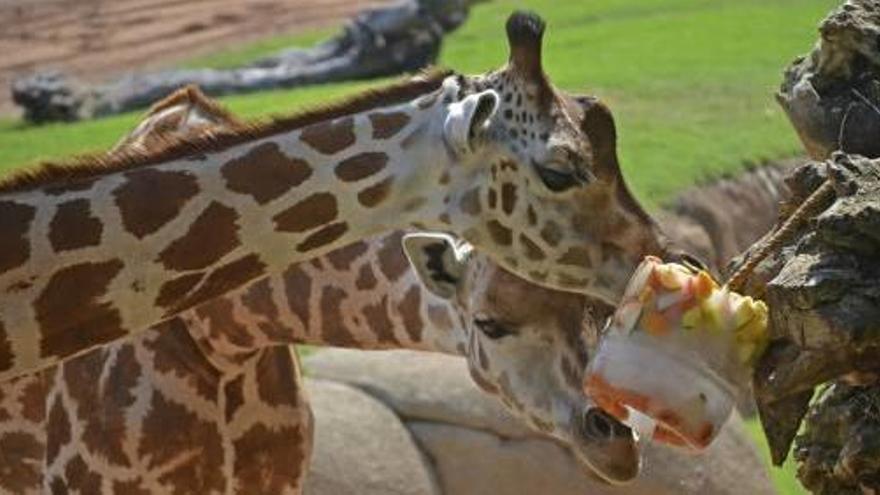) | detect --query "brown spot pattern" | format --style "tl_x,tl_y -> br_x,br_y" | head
320,286 -> 357,346
358,177 -> 394,207
158,201 -> 241,271
224,375 -> 246,422
273,193 -> 338,233
195,298 -> 253,349
335,152 -> 388,182
64,456 -> 102,494
169,254 -> 266,314
49,199 -> 102,252
222,142 -> 312,204
114,480 -> 151,495
362,296 -> 396,344
355,264 -> 377,290
283,265 -> 311,327
558,246 -> 593,268
540,221 -> 563,246
296,222 -> 348,253
459,187 -> 481,215
488,189 -> 498,209
20,375 -> 47,423
500,183 -> 517,215
113,169 -> 199,239
519,234 -> 545,260
233,423 -> 304,495
527,204 -> 537,225
369,111 -> 410,139
256,347 -> 299,408
0,200 -> 35,274
299,117 -> 355,154
138,394 -> 225,494
36,260 -> 125,361
147,319 -> 221,402
155,273 -> 203,309
325,241 -> 369,270
377,232 -> 407,280
46,395 -> 70,464
240,279 -> 280,322
397,285 -> 424,342
0,322 -> 11,374
486,220 -> 513,246
0,432 -> 43,493
427,305 -> 454,332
